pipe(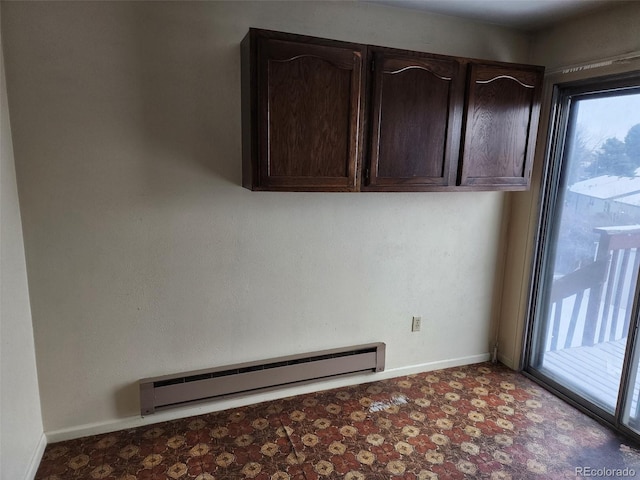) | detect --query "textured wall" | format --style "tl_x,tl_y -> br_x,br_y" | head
0,26 -> 44,480
530,1 -> 640,69
1,1 -> 531,434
